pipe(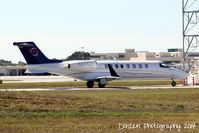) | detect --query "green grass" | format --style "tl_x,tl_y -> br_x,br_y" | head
0,80 -> 180,89
0,88 -> 199,133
